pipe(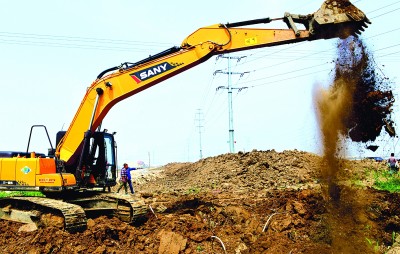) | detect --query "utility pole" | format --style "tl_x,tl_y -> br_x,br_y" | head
195,109 -> 204,159
214,54 -> 248,153
148,151 -> 151,169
